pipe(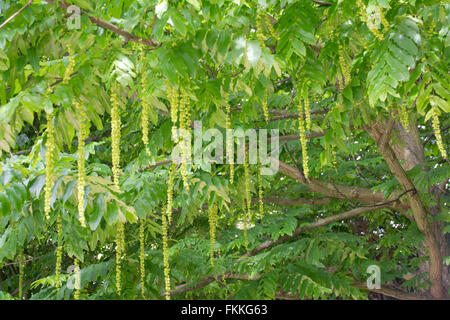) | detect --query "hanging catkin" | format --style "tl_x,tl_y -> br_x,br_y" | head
179,87 -> 190,191
162,206 -> 171,300
110,84 -> 125,296
224,92 -> 234,184
18,251 -> 24,299
431,108 -> 447,159
166,162 -> 176,225
139,219 -> 145,298
297,100 -> 309,180
139,46 -> 151,157
55,215 -> 63,288
74,258 -> 81,300
74,100 -> 88,227
44,112 -> 56,220
243,149 -> 251,251
207,204 -> 217,267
